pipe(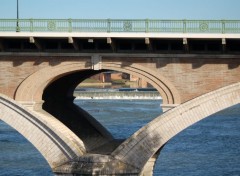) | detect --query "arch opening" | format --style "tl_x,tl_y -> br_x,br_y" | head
42,69 -> 115,152
15,61 -> 181,107
75,71 -> 163,138
42,69 -> 164,153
